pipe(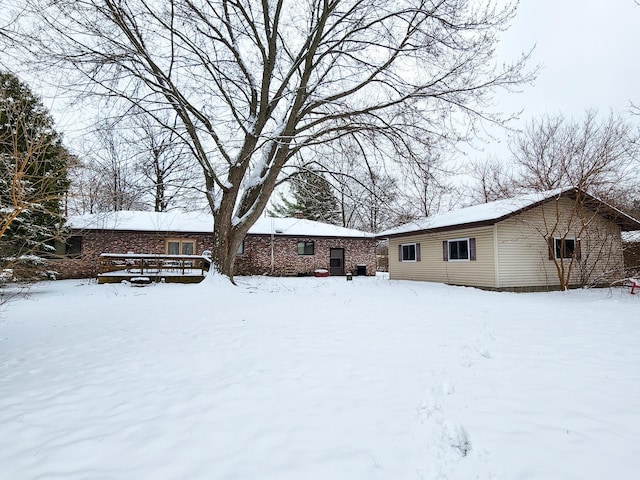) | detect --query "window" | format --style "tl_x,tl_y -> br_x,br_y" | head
297,241 -> 314,255
552,237 -> 580,260
237,240 -> 245,255
443,238 -> 476,261
449,239 -> 469,260
399,243 -> 418,262
42,236 -> 83,259
65,236 -> 83,257
166,239 -> 195,255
